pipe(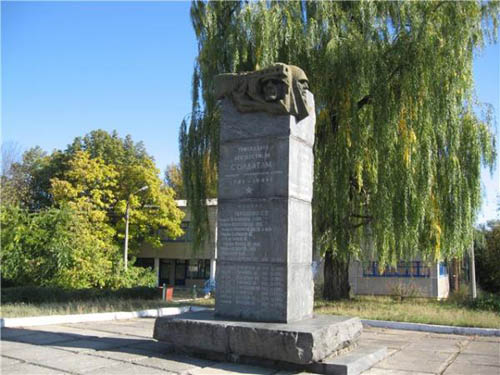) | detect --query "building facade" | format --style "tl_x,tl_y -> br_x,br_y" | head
348,260 -> 449,299
136,200 -> 217,288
